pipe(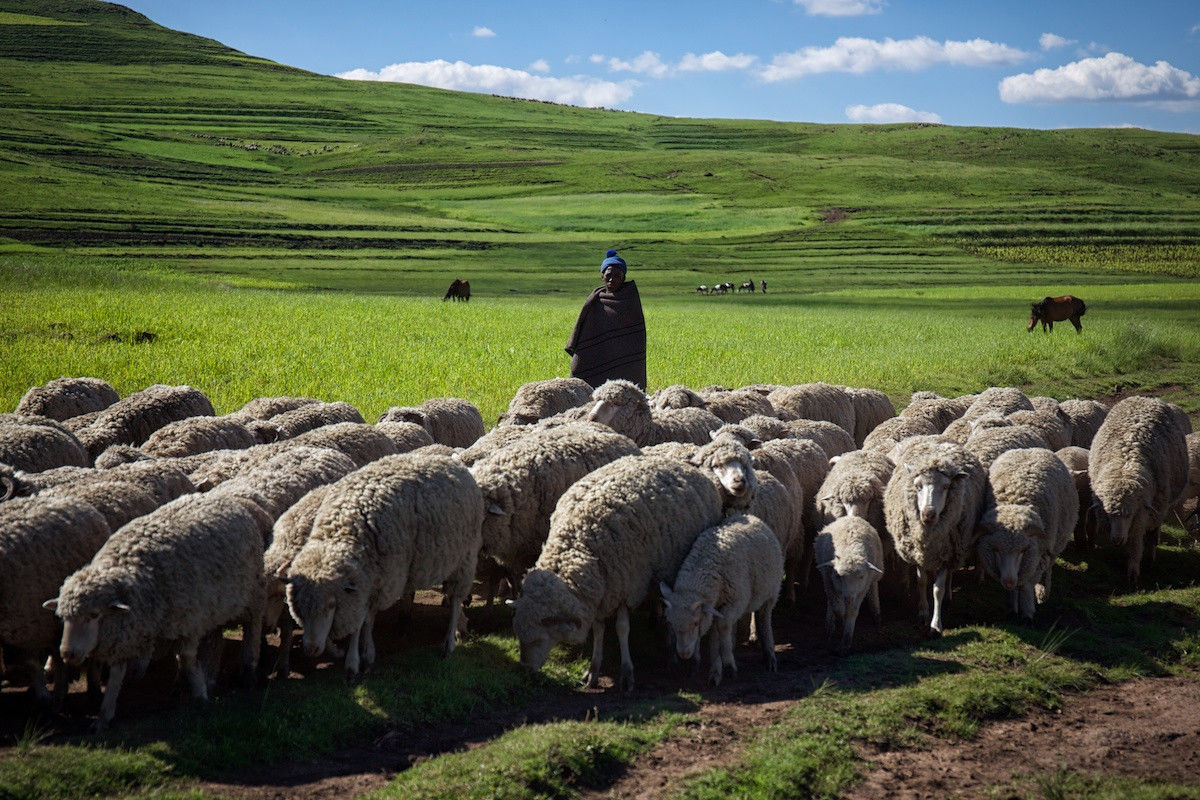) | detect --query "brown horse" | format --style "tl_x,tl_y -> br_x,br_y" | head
1028,295 -> 1086,333
443,278 -> 471,302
